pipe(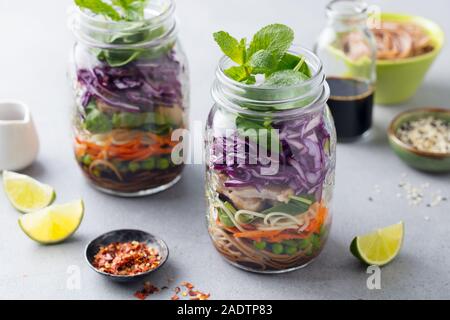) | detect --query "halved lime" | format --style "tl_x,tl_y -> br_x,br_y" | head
2,171 -> 55,213
18,200 -> 84,244
350,221 -> 404,266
